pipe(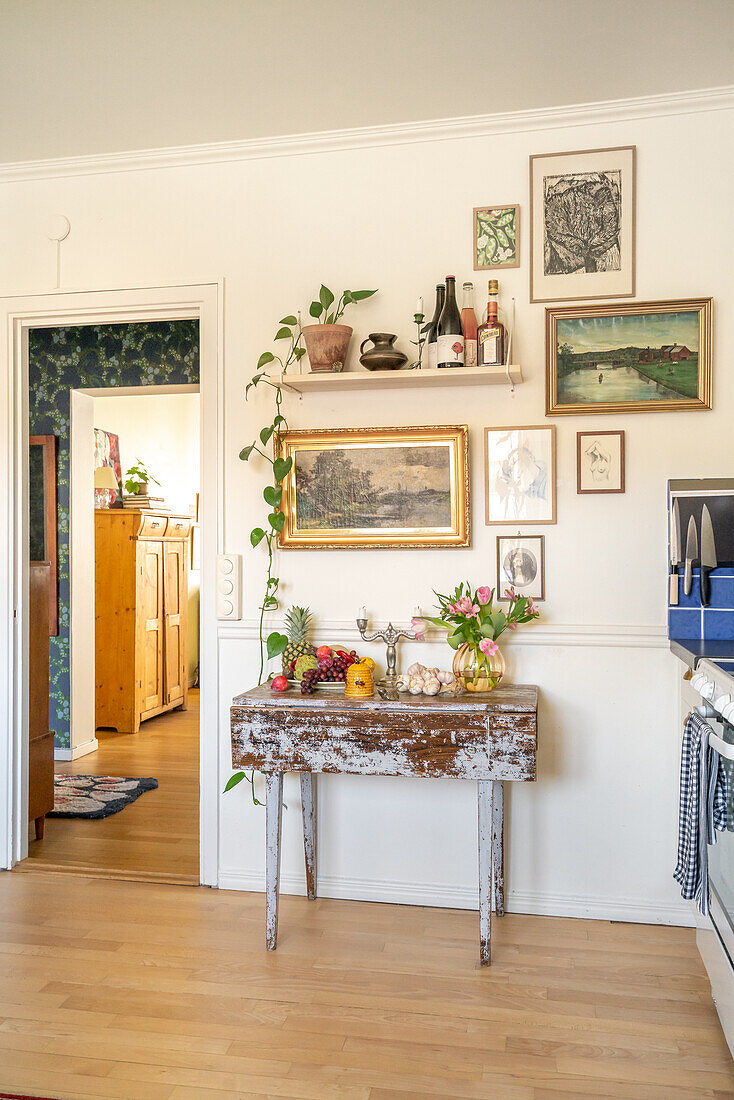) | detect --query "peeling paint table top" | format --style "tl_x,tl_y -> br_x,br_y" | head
230,684 -> 538,965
